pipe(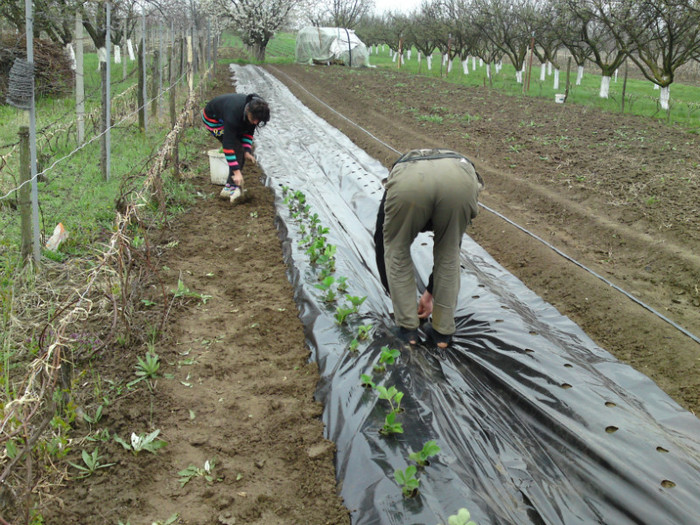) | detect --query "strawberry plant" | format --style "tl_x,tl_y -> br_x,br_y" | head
357,324 -> 373,341
394,465 -> 419,497
315,276 -> 337,302
377,385 -> 404,413
380,410 -> 404,435
334,305 -> 355,325
348,338 -> 359,352
360,373 -> 375,388
345,295 -> 366,312
439,508 -> 478,525
336,276 -> 348,293
409,440 -> 441,467
374,346 -> 400,373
